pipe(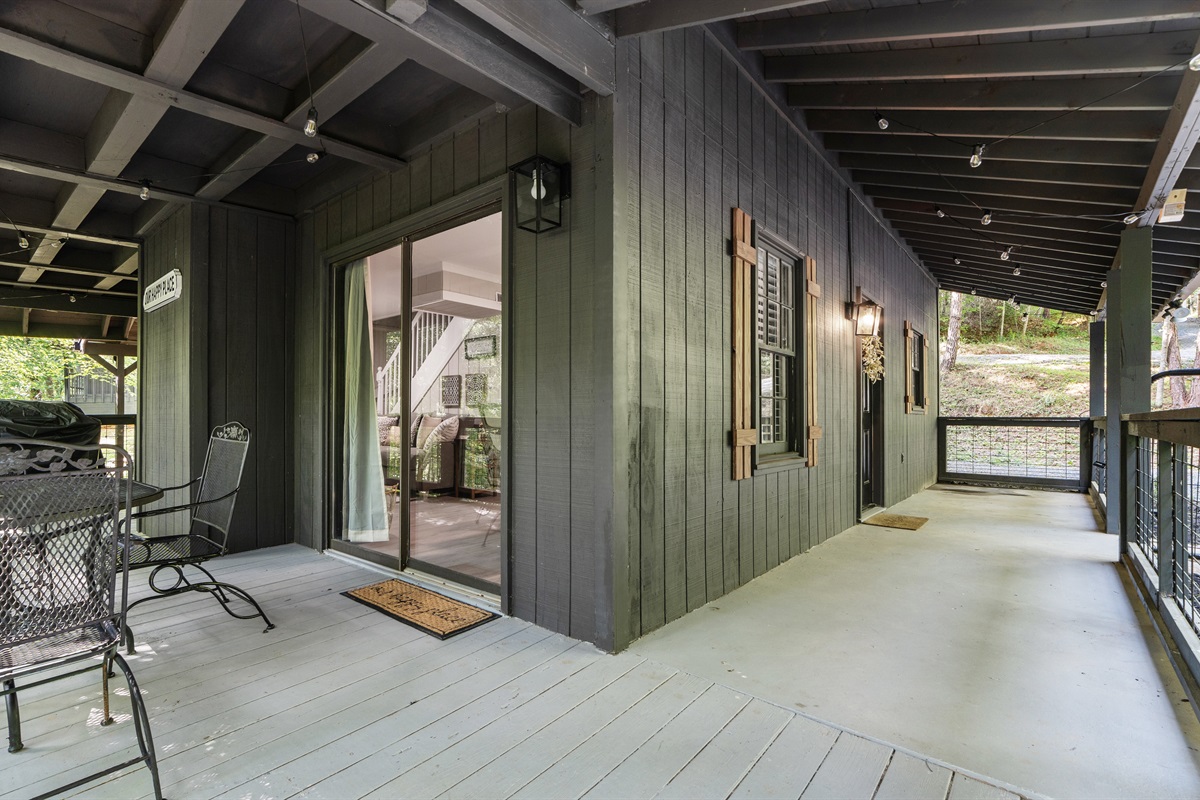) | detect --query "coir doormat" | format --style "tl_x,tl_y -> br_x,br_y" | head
862,513 -> 929,531
343,579 -> 498,639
